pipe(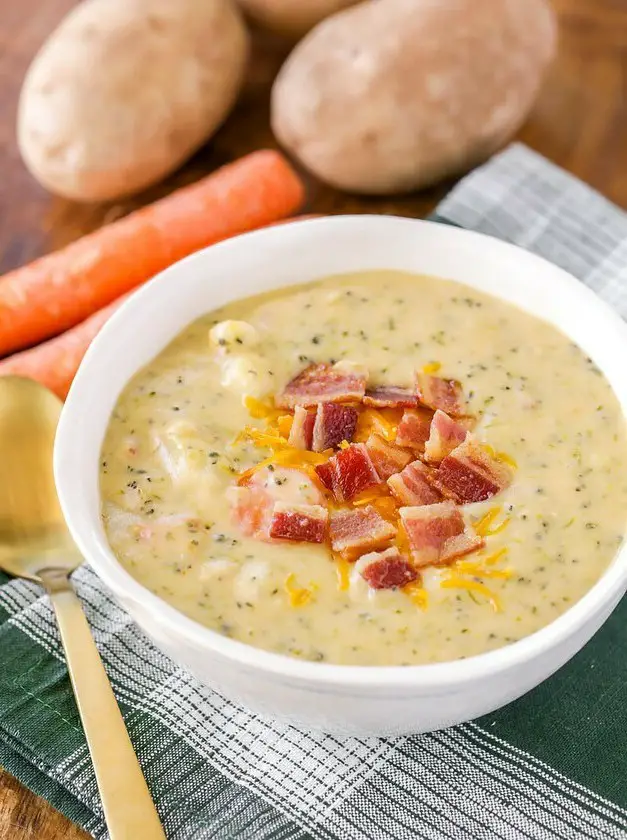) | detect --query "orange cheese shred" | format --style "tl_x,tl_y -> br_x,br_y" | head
473,506 -> 513,538
284,573 -> 316,608
334,556 -> 352,591
441,577 -> 502,612
403,580 -> 428,609
243,395 -> 282,421
354,409 -> 397,443
453,560 -> 512,580
277,415 -> 294,438
238,447 -> 331,481
482,443 -> 518,470
395,520 -> 413,556
421,361 -> 442,374
483,547 -> 509,566
239,426 -> 290,450
351,485 -> 391,506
